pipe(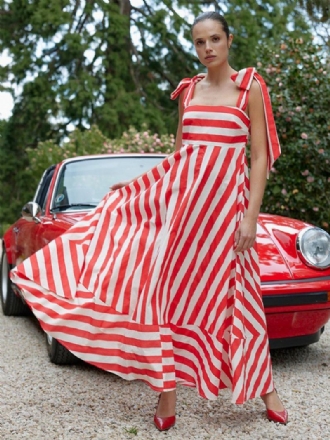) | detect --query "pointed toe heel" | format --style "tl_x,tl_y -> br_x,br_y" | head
267,409 -> 288,425
154,415 -> 176,431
